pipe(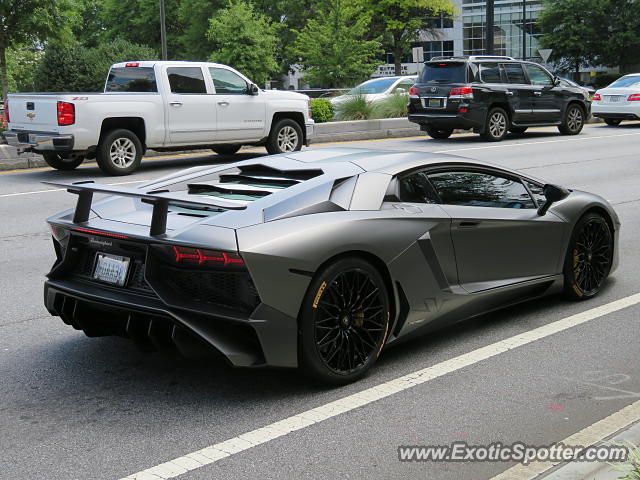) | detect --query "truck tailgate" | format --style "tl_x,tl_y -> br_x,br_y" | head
8,94 -> 62,131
